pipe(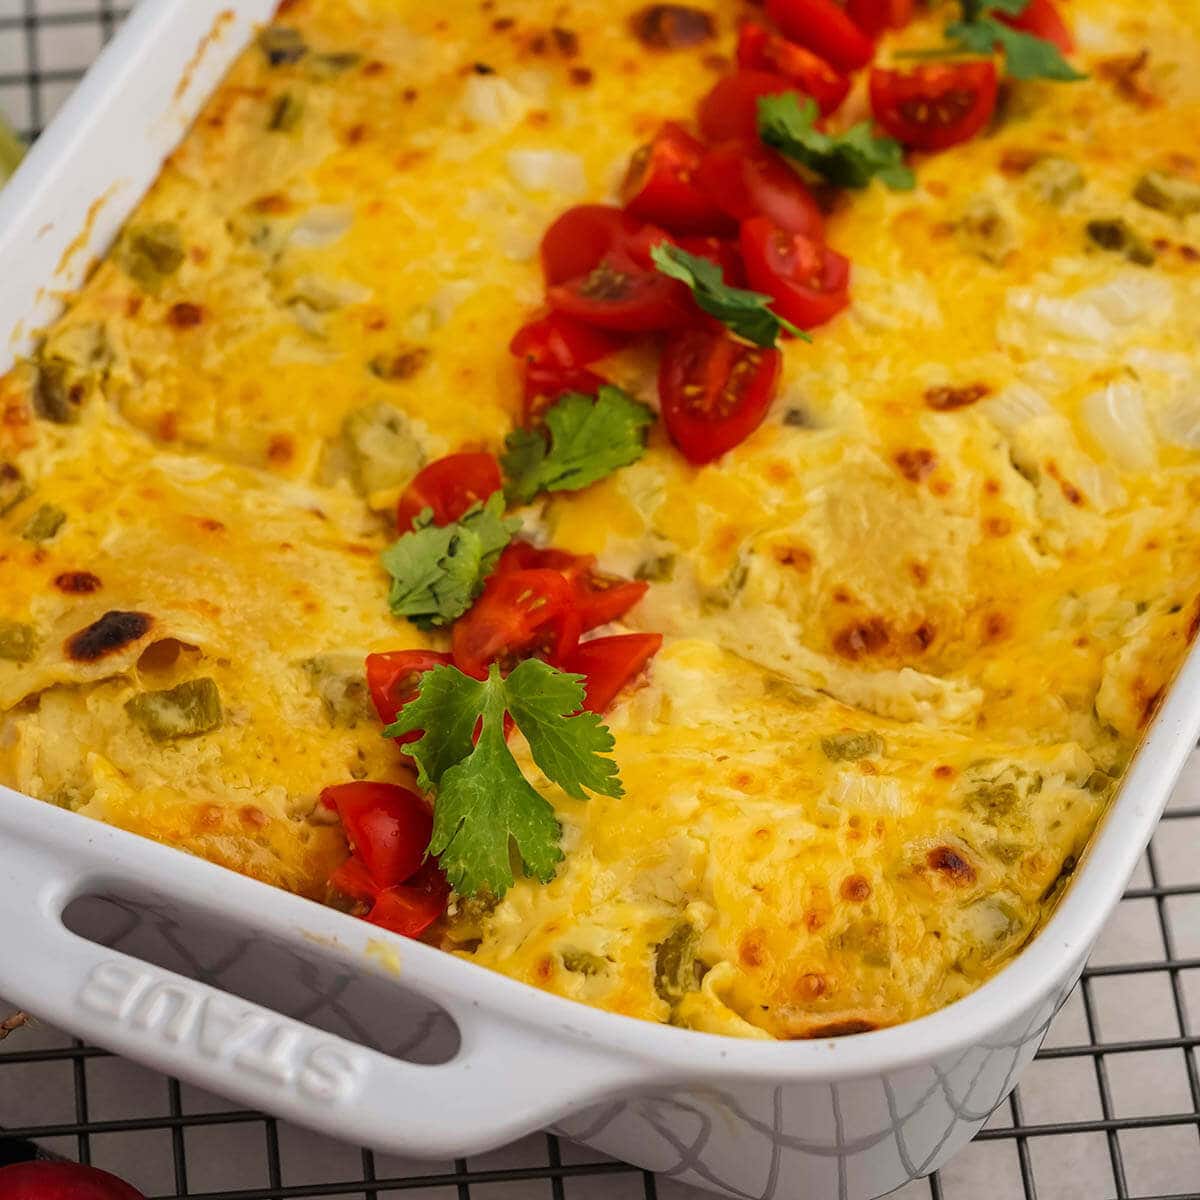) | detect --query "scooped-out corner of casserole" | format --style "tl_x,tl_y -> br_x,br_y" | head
2,0 -> 1200,1040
